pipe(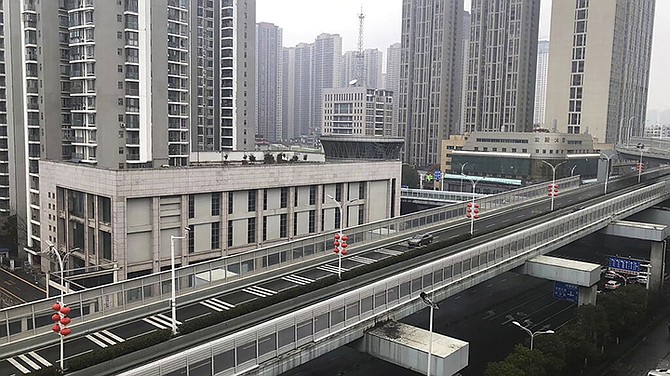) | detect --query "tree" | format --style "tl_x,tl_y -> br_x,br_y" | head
248,154 -> 257,163
263,153 -> 275,164
485,359 -> 526,376
402,164 -> 420,189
